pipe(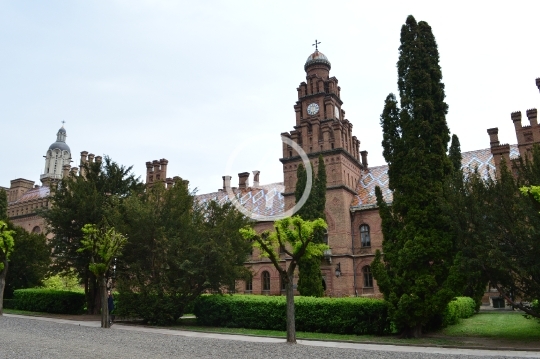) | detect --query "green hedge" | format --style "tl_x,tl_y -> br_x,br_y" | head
11,289 -> 85,314
194,295 -> 391,335
3,298 -> 15,309
115,292 -> 195,325
443,296 -> 476,326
